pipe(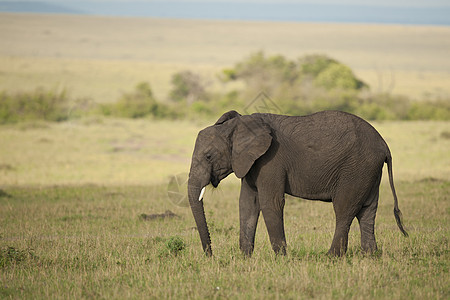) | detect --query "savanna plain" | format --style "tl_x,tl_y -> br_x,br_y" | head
0,13 -> 449,299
